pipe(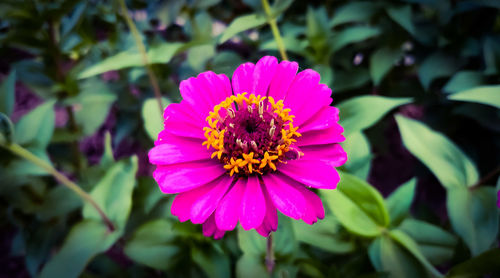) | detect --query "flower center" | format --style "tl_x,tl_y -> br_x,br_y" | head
203,93 -> 302,176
